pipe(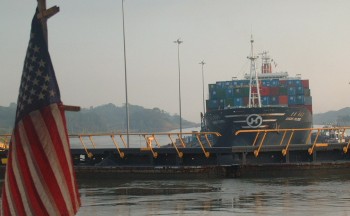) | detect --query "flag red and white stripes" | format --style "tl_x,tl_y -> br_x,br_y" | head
2,104 -> 80,216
